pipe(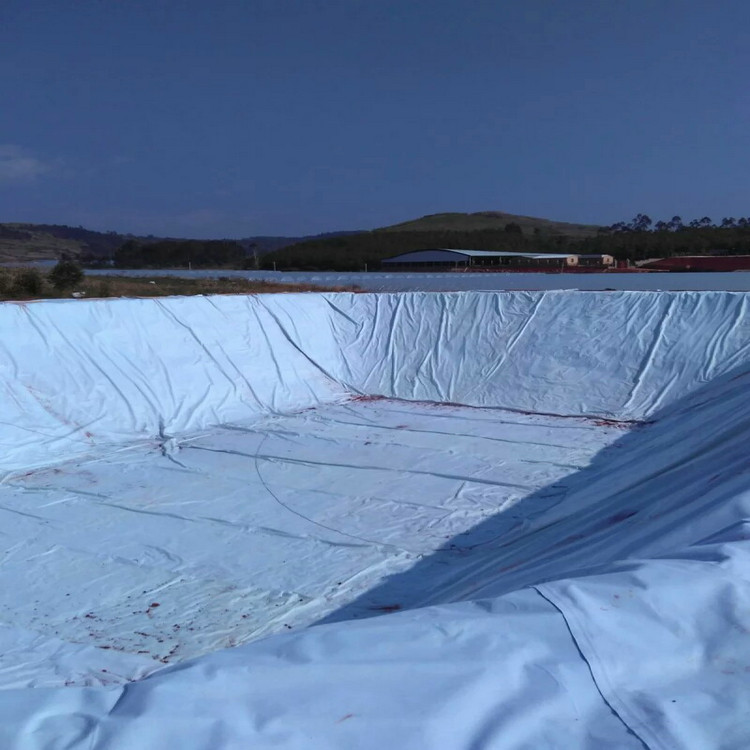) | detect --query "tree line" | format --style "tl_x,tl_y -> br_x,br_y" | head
114,239 -> 246,268
260,215 -> 750,270
106,214 -> 750,271
607,214 -> 750,232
